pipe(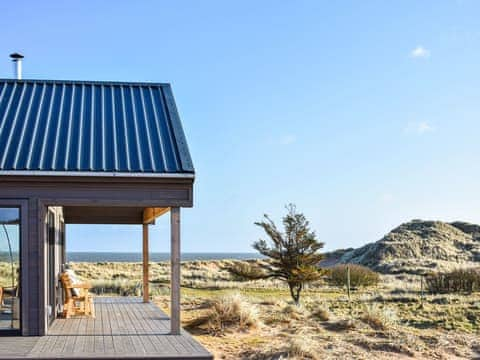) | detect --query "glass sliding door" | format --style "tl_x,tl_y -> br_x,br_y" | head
0,207 -> 20,331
